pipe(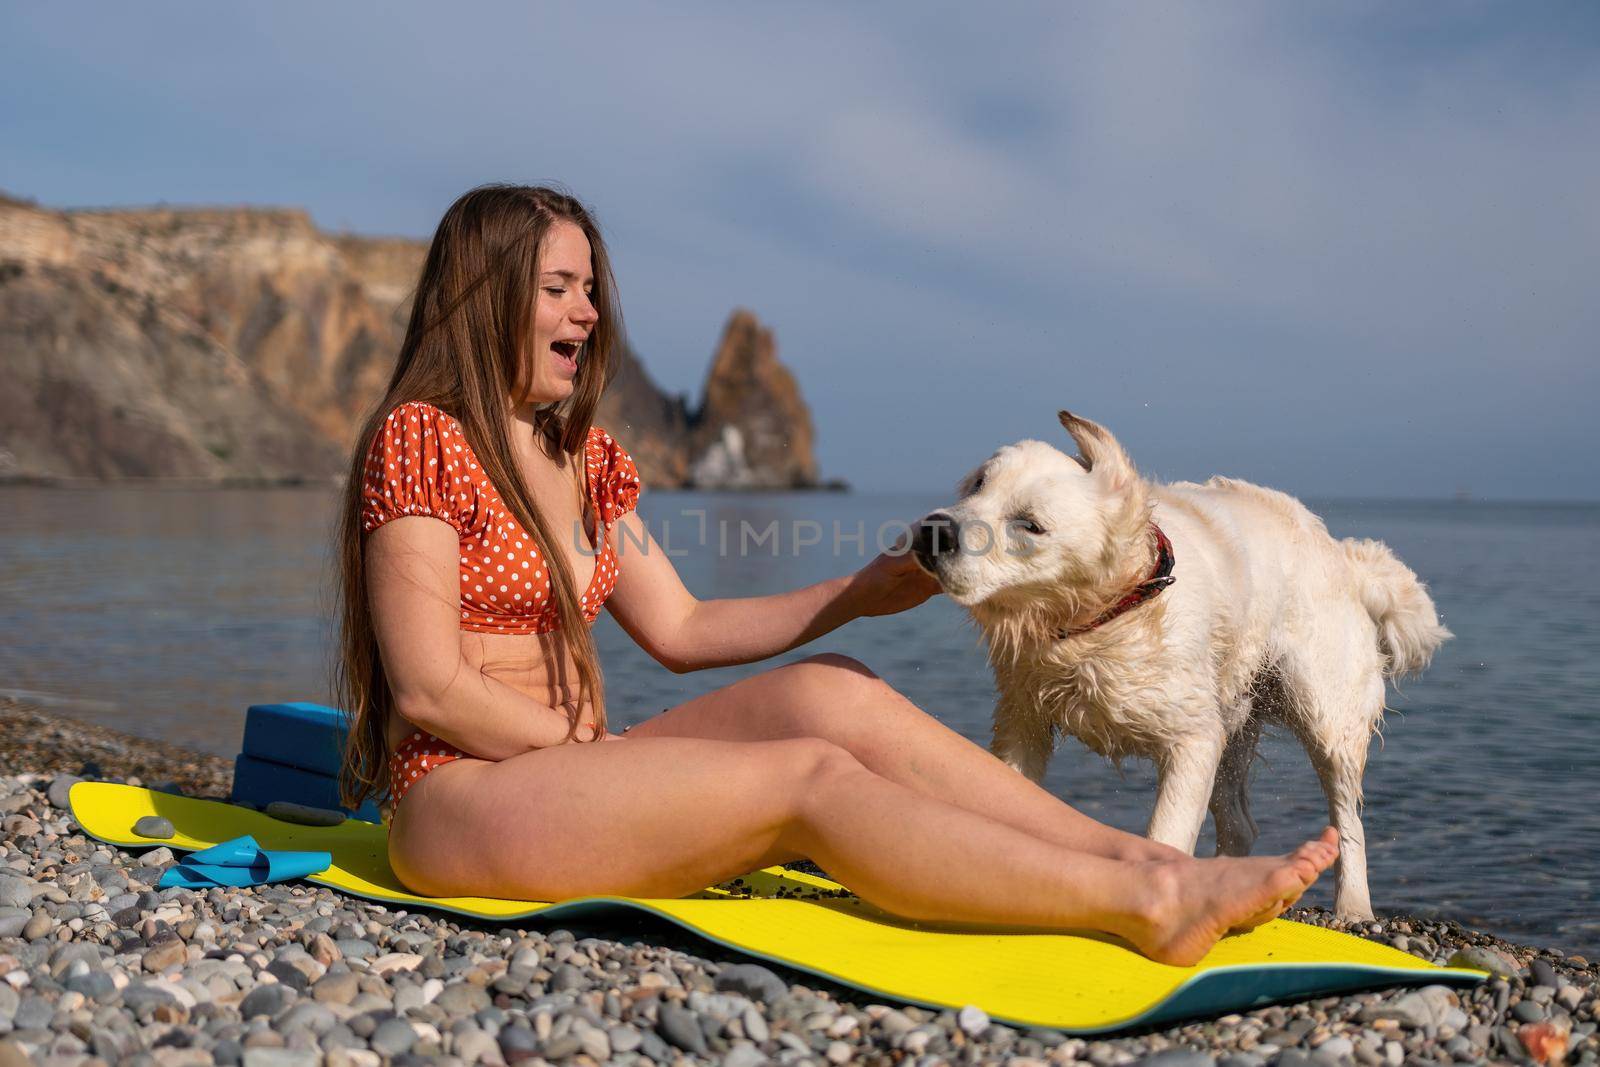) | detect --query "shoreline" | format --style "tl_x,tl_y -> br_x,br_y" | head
0,699 -> 1595,1066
